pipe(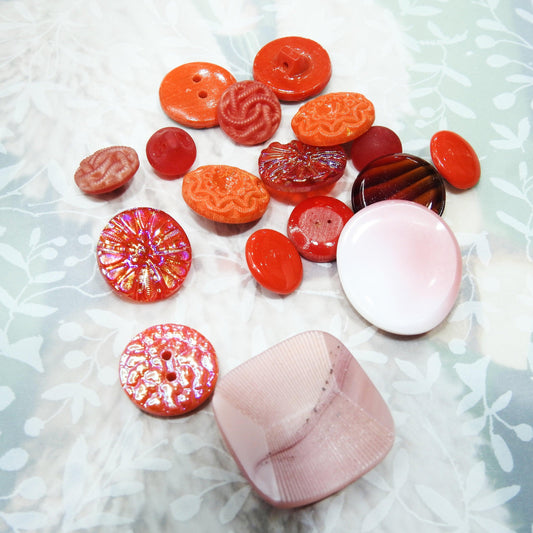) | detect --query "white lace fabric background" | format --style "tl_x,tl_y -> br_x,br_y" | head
1,0 -> 532,532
